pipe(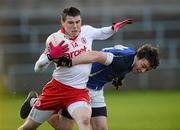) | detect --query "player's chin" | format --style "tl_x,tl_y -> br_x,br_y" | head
71,31 -> 79,37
